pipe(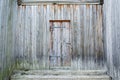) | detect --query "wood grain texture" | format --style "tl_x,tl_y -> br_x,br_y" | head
1,0 -> 120,80
0,0 -> 18,80
49,22 -> 71,68
16,4 -> 105,70
21,0 -> 101,3
103,0 -> 120,80
20,0 -> 102,5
